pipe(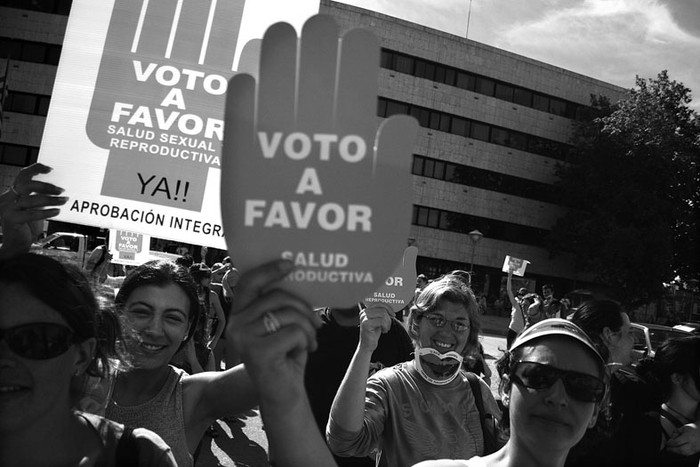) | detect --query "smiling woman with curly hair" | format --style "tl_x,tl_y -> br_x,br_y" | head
327,274 -> 501,466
